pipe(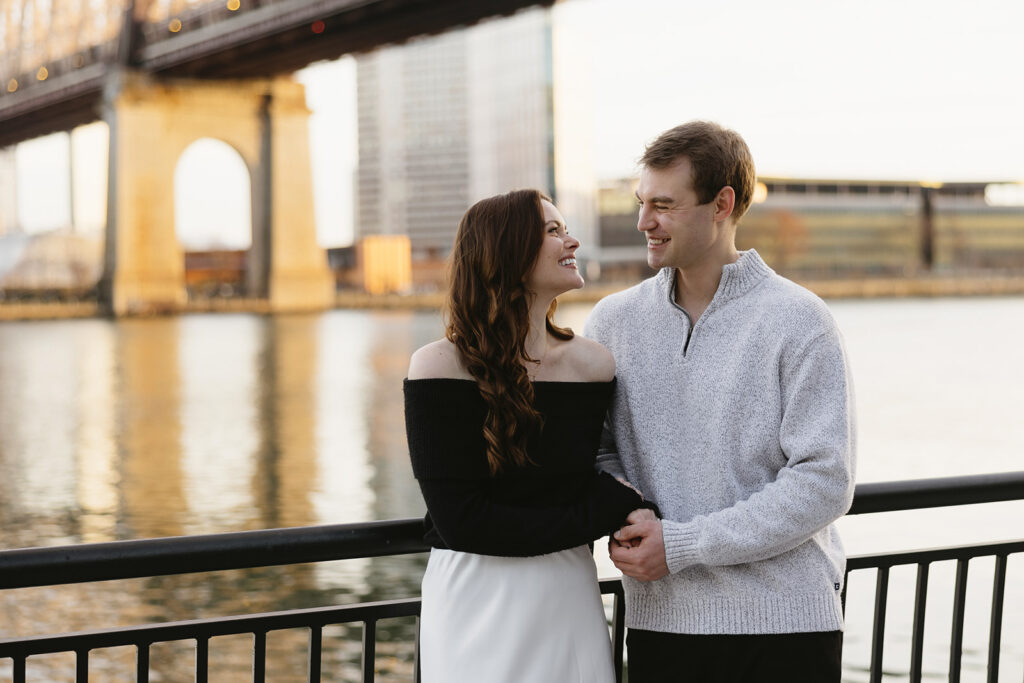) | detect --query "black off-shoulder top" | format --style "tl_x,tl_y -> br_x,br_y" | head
403,377 -> 649,557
